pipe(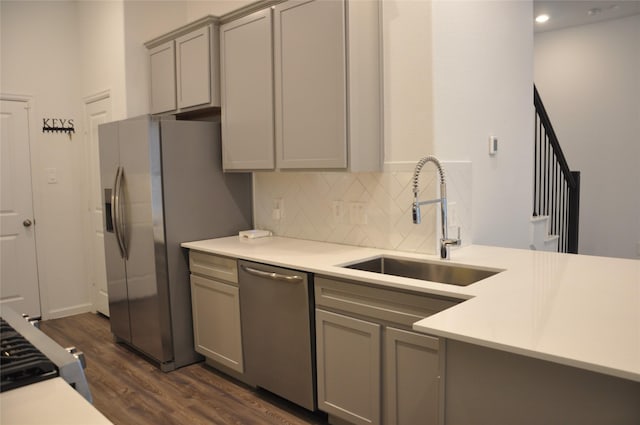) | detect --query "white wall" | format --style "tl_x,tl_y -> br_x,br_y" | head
431,0 -> 535,249
78,0 -> 187,119
77,0 -> 127,120
535,14 -> 640,259
1,1 -> 89,318
185,0 -> 253,20
382,0 -> 435,167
